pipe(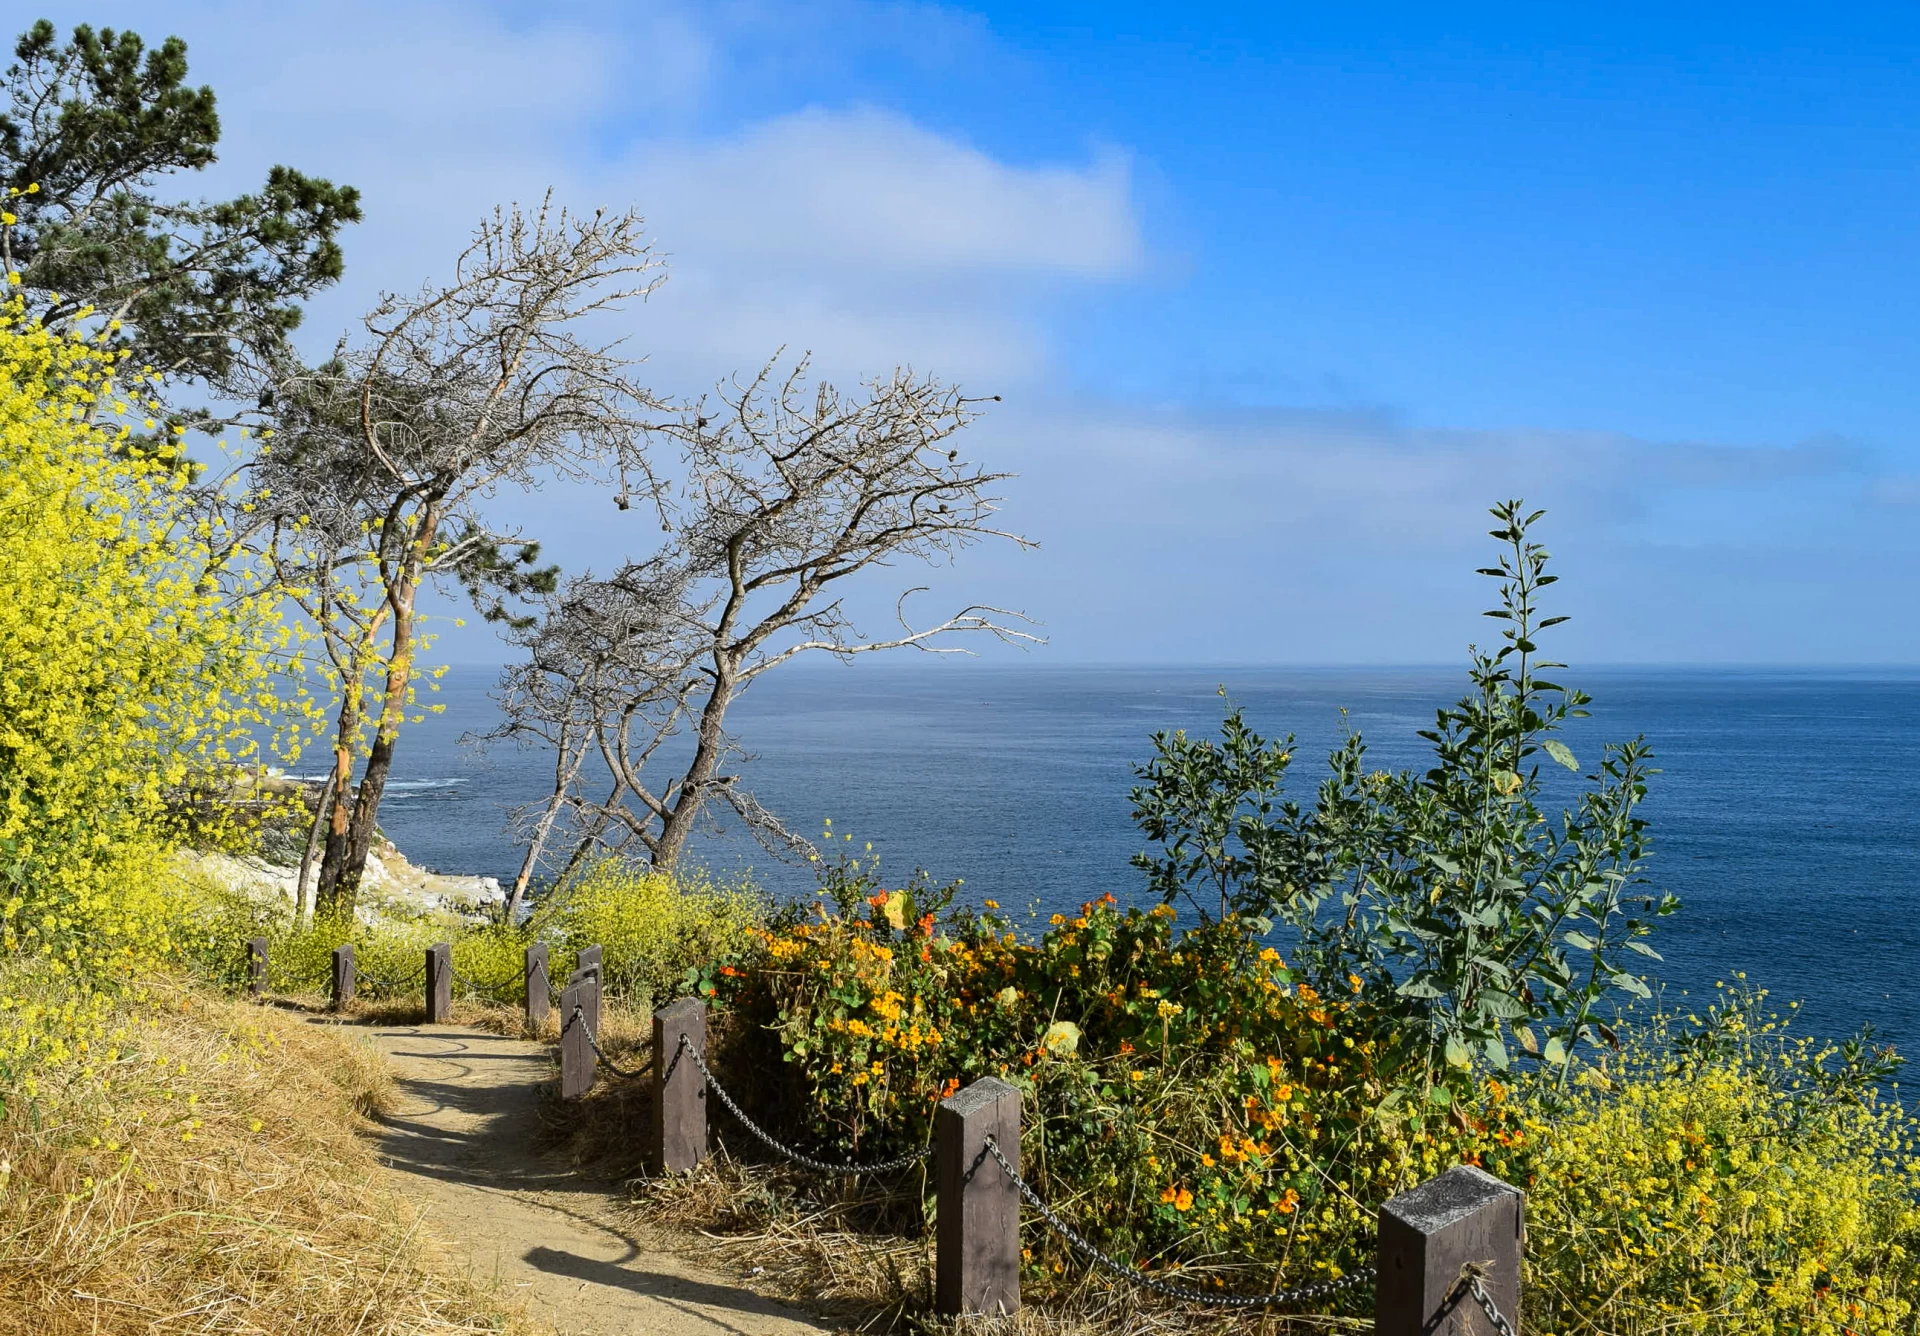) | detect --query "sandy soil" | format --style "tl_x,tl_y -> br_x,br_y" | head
364,1022 -> 825,1336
